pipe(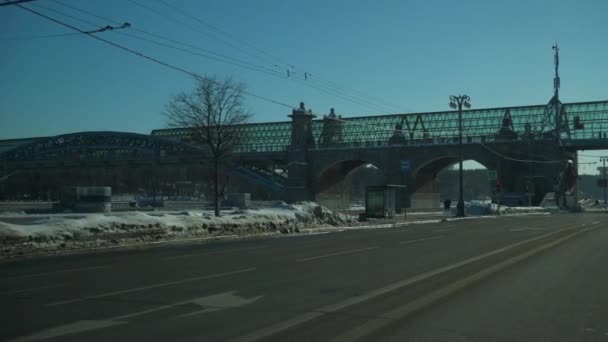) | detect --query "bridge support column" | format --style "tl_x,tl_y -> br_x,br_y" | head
285,102 -> 316,203
494,143 -> 570,206
285,150 -> 314,203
